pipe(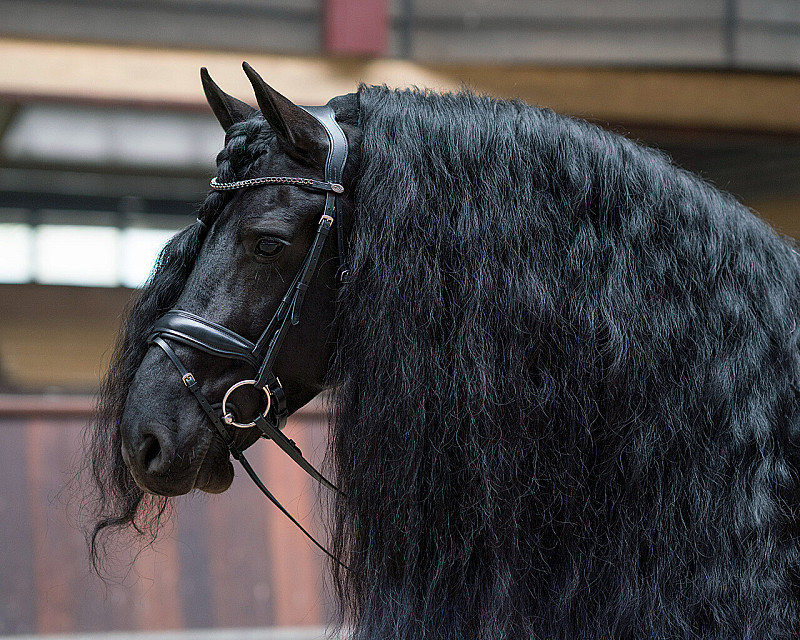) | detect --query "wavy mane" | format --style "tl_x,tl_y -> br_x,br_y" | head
328,87 -> 800,637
